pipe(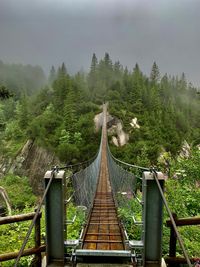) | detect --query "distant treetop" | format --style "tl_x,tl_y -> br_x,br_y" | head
0,85 -> 12,99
